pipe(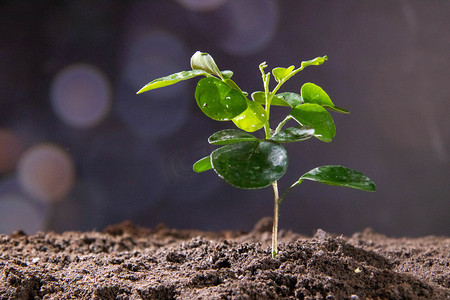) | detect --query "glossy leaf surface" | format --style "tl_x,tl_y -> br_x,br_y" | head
251,91 -> 290,107
221,70 -> 233,79
293,165 -> 376,192
208,129 -> 258,145
270,126 -> 315,143
211,141 -> 288,189
193,156 -> 212,173
301,83 -> 334,106
291,103 -> 336,142
272,65 -> 295,82
137,70 -> 207,94
225,79 -> 247,96
301,83 -> 349,114
300,56 -> 328,68
190,51 -> 222,78
195,77 -> 247,121
276,92 -> 303,108
232,100 -> 267,132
